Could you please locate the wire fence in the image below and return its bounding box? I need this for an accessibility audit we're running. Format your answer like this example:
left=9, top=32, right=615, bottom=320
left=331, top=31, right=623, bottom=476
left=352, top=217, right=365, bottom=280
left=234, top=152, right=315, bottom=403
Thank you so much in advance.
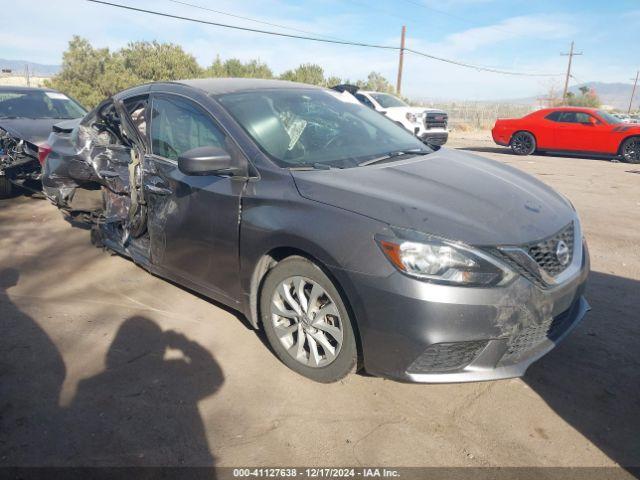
left=416, top=101, right=538, bottom=130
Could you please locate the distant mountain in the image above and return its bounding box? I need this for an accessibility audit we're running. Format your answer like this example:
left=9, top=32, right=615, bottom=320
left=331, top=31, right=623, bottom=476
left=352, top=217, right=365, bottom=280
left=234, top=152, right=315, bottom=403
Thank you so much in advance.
left=570, top=82, right=636, bottom=110
left=0, top=58, right=60, bottom=76
left=508, top=82, right=637, bottom=111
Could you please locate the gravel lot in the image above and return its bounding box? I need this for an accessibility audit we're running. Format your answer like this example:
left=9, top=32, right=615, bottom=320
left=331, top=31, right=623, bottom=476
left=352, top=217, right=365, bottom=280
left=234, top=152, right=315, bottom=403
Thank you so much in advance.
left=1, top=131, right=638, bottom=473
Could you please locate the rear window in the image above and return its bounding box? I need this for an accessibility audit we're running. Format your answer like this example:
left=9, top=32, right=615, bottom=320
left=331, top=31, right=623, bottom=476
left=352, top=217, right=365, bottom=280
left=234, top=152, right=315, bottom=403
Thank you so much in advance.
left=0, top=90, right=87, bottom=119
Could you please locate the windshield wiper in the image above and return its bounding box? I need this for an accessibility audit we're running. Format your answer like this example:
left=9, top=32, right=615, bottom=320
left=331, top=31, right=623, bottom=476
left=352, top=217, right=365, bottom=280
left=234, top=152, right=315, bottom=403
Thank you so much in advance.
left=289, top=162, right=343, bottom=171
left=358, top=149, right=430, bottom=166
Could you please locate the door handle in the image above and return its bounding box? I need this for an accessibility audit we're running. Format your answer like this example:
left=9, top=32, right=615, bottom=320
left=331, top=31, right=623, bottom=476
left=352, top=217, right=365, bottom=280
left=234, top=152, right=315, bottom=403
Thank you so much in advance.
left=146, top=184, right=173, bottom=196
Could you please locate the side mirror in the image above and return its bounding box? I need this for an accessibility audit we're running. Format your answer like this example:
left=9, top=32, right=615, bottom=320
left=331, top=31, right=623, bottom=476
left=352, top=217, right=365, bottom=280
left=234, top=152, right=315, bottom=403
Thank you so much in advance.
left=178, top=146, right=239, bottom=176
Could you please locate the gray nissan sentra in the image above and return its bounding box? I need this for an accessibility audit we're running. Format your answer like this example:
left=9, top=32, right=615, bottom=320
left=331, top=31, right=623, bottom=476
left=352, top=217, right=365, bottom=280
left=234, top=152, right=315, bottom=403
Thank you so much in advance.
left=42, top=78, right=590, bottom=383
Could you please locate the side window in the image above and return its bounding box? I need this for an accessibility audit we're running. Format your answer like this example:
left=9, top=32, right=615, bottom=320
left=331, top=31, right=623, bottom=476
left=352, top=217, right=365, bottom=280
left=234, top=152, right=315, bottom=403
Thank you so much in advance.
left=558, top=112, right=578, bottom=123
left=575, top=112, right=594, bottom=124
left=355, top=93, right=375, bottom=109
left=545, top=111, right=561, bottom=122
left=150, top=95, right=226, bottom=160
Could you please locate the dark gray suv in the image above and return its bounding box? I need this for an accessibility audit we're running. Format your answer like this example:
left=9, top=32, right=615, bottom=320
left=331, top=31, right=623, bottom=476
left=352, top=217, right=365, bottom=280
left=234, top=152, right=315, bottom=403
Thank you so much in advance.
left=42, top=78, right=590, bottom=383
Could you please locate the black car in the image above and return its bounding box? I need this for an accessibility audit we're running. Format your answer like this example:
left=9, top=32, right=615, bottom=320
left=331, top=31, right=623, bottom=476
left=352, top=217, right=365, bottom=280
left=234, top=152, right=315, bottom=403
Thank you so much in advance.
left=0, top=86, right=86, bottom=197
left=42, top=79, right=589, bottom=383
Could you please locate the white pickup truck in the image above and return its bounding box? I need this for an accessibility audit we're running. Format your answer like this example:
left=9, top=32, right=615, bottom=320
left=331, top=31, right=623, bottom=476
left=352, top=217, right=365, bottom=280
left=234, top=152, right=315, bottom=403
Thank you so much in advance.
left=349, top=89, right=449, bottom=146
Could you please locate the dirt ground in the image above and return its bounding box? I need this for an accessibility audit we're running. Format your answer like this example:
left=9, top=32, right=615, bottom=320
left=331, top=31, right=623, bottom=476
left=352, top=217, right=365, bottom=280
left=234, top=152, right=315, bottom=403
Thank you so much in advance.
left=1, top=131, right=639, bottom=473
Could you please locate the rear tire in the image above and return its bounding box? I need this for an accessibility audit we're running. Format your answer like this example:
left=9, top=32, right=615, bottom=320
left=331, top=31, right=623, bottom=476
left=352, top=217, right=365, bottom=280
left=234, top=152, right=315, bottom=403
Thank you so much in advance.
left=510, top=131, right=536, bottom=156
left=620, top=136, right=640, bottom=163
left=260, top=256, right=358, bottom=383
left=0, top=177, right=13, bottom=198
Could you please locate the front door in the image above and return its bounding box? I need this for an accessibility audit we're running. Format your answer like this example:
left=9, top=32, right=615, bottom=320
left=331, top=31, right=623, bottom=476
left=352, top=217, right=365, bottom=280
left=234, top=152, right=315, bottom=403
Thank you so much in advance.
left=553, top=111, right=596, bottom=152
left=144, top=93, right=246, bottom=302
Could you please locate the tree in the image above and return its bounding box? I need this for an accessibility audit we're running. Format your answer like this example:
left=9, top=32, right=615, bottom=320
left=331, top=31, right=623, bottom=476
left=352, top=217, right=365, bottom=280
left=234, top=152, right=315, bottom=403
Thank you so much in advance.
left=323, top=76, right=342, bottom=88
left=44, top=36, right=128, bottom=108
left=46, top=37, right=400, bottom=109
left=280, top=63, right=325, bottom=85
left=204, top=56, right=273, bottom=78
left=566, top=87, right=600, bottom=108
left=356, top=72, right=395, bottom=93
left=45, top=37, right=202, bottom=108
left=119, top=41, right=202, bottom=82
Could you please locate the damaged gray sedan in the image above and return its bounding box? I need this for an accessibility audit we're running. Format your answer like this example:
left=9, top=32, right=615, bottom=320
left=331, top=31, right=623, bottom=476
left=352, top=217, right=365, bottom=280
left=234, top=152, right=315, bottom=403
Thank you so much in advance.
left=42, top=79, right=590, bottom=383
left=0, top=86, right=86, bottom=197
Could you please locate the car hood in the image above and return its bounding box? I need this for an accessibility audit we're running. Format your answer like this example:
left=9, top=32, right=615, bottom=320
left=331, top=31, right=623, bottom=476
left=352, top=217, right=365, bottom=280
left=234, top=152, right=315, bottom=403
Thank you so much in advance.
left=0, top=118, right=67, bottom=145
left=291, top=149, right=575, bottom=246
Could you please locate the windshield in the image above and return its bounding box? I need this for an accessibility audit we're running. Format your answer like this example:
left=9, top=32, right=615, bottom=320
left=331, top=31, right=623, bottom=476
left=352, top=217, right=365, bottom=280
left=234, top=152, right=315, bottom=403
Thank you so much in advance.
left=217, top=89, right=430, bottom=168
left=0, top=90, right=87, bottom=119
left=369, top=93, right=408, bottom=108
left=597, top=110, right=623, bottom=124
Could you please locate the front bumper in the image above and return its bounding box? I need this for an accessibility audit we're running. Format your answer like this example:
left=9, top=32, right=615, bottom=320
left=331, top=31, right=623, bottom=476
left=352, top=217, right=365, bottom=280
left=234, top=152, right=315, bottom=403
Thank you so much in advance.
left=338, top=248, right=590, bottom=383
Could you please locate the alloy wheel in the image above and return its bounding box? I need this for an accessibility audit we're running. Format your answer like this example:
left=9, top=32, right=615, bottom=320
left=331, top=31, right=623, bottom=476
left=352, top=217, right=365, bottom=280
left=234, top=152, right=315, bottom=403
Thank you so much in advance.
left=622, top=138, right=640, bottom=163
left=271, top=276, right=344, bottom=368
left=511, top=132, right=534, bottom=155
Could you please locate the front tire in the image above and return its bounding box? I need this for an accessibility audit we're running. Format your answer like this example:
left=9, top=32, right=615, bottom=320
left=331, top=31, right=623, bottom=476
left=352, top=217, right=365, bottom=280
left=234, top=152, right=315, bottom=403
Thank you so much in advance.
left=0, top=177, right=13, bottom=198
left=510, top=131, right=536, bottom=156
left=620, top=136, right=640, bottom=163
left=260, top=256, right=358, bottom=383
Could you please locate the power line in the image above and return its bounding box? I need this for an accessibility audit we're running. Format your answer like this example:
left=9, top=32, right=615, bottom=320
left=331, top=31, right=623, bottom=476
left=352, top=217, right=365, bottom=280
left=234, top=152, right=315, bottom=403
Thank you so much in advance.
left=398, top=0, right=519, bottom=36
left=165, top=0, right=343, bottom=41
left=86, top=0, right=562, bottom=77
left=404, top=49, right=556, bottom=77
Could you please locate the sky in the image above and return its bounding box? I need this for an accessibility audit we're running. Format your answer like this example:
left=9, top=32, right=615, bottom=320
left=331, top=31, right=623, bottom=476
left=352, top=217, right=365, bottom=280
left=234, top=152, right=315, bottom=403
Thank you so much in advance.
left=1, top=0, right=638, bottom=100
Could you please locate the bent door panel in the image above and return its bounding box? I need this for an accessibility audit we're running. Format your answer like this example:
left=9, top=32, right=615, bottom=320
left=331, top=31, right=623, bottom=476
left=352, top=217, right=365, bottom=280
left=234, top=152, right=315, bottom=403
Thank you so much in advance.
left=145, top=93, right=244, bottom=302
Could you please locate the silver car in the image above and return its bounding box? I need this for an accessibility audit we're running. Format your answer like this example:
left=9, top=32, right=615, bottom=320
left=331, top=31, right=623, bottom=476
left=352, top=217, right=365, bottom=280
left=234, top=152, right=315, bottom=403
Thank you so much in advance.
left=41, top=79, right=590, bottom=383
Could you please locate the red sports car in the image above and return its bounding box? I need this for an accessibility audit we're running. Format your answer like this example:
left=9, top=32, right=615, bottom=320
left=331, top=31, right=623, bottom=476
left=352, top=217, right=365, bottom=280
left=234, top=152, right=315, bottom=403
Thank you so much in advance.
left=492, top=107, right=640, bottom=163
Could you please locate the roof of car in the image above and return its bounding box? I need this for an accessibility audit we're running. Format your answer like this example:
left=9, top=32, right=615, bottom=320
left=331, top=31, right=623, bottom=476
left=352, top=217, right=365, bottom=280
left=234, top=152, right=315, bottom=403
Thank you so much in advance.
left=0, top=85, right=57, bottom=93
left=540, top=106, right=600, bottom=113
left=175, top=78, right=323, bottom=95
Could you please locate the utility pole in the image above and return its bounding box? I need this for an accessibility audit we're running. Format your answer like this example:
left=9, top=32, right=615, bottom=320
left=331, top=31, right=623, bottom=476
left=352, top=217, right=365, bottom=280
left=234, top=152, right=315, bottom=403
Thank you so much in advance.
left=628, top=71, right=639, bottom=114
left=25, top=64, right=30, bottom=87
left=396, top=25, right=406, bottom=96
left=561, top=41, right=582, bottom=104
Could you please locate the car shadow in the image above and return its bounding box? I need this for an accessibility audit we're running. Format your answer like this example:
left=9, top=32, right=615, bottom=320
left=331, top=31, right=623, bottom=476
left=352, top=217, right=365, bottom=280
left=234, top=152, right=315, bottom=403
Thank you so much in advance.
left=457, top=145, right=621, bottom=163
left=523, top=271, right=640, bottom=476
left=0, top=267, right=224, bottom=470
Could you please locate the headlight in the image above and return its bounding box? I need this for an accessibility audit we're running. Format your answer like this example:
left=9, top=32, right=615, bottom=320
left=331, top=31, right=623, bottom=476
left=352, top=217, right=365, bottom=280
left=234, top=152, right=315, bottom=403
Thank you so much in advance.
left=405, top=112, right=418, bottom=123
left=378, top=235, right=514, bottom=287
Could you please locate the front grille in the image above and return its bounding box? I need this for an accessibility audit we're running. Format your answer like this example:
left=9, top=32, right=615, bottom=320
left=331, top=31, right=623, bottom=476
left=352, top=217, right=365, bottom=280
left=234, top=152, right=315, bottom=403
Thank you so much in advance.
left=491, top=222, right=576, bottom=288
left=407, top=340, right=487, bottom=373
left=528, top=223, right=575, bottom=276
left=502, top=305, right=574, bottom=361
left=503, top=320, right=552, bottom=360
left=424, top=111, right=448, bottom=130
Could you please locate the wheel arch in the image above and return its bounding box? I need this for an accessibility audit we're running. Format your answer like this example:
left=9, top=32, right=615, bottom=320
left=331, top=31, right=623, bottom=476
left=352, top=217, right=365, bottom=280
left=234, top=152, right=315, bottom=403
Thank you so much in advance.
left=617, top=134, right=640, bottom=155
left=248, top=246, right=364, bottom=364
left=510, top=129, right=537, bottom=144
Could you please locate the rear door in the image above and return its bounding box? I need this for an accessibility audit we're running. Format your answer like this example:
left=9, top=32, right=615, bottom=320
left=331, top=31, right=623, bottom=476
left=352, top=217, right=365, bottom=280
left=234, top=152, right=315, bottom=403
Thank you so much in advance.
left=144, top=92, right=247, bottom=302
